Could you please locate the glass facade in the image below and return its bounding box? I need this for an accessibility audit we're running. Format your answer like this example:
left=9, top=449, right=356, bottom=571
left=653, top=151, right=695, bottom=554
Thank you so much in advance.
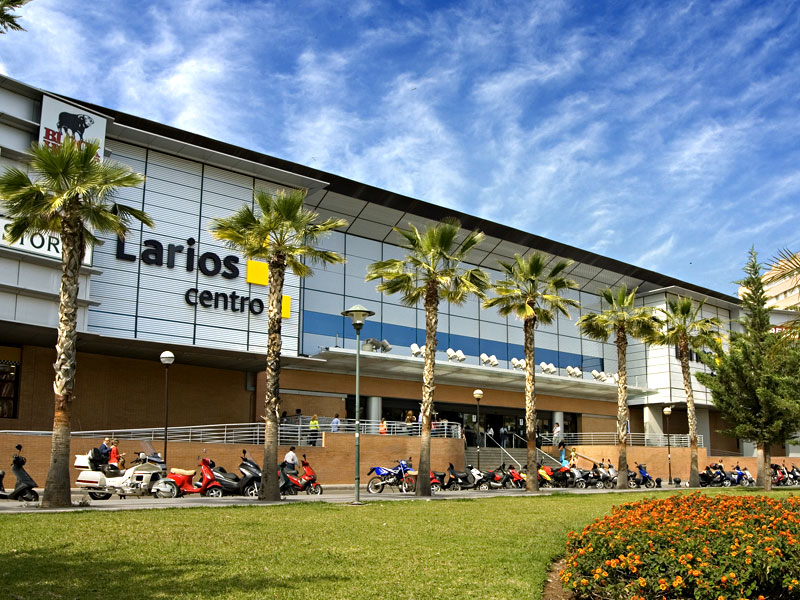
left=301, top=231, right=615, bottom=376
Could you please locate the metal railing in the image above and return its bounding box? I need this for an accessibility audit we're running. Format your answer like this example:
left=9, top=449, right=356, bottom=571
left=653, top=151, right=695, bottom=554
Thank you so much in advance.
left=542, top=432, right=705, bottom=448
left=67, top=419, right=462, bottom=447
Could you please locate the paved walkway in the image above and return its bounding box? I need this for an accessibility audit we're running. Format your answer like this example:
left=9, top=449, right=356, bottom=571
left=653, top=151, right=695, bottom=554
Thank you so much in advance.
left=0, top=484, right=689, bottom=514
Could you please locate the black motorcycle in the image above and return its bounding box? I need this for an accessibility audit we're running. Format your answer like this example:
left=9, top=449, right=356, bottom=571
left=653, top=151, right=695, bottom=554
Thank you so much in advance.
left=211, top=450, right=261, bottom=497
left=0, top=447, right=38, bottom=502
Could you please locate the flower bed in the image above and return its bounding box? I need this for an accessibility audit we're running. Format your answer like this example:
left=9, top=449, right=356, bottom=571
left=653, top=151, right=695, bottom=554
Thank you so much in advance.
left=561, top=493, right=800, bottom=599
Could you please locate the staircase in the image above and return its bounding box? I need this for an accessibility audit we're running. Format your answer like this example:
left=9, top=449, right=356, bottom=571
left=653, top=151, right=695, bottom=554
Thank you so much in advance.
left=463, top=446, right=562, bottom=470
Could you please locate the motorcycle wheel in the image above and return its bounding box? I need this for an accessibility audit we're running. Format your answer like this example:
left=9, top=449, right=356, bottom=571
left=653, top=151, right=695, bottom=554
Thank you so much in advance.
left=541, top=481, right=554, bottom=489
left=205, top=487, right=224, bottom=498
left=401, top=476, right=416, bottom=494
left=604, top=480, right=613, bottom=489
left=478, top=482, right=490, bottom=491
left=152, top=479, right=179, bottom=498
left=628, top=479, right=638, bottom=489
left=645, top=479, right=656, bottom=489
left=88, top=492, right=113, bottom=500
left=244, top=482, right=259, bottom=498
left=450, top=482, right=461, bottom=492
left=24, top=489, right=39, bottom=502
left=722, top=479, right=731, bottom=488
left=575, top=479, right=587, bottom=489
left=367, top=477, right=383, bottom=494
left=431, top=483, right=441, bottom=493
left=595, top=481, right=605, bottom=489
left=307, top=484, right=323, bottom=495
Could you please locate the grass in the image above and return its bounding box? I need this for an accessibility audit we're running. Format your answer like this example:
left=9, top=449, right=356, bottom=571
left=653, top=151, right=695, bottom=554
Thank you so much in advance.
left=0, top=490, right=795, bottom=599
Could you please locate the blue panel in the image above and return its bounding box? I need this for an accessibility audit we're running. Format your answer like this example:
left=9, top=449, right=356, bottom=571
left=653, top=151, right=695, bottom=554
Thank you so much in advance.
left=302, top=310, right=344, bottom=339
left=480, top=339, right=507, bottom=361
left=558, top=351, right=584, bottom=369
left=382, top=322, right=417, bottom=347
left=509, top=343, right=524, bottom=359
left=449, top=333, right=479, bottom=356
left=583, top=356, right=604, bottom=371
left=537, top=348, right=559, bottom=365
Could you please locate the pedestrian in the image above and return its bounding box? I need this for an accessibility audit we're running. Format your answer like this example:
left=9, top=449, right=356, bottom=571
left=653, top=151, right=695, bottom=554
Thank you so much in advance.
left=499, top=425, right=507, bottom=448
left=330, top=413, right=340, bottom=433
left=486, top=425, right=494, bottom=445
left=309, top=414, right=320, bottom=446
left=379, top=417, right=387, bottom=435
left=280, top=410, right=288, bottom=424
left=570, top=447, right=577, bottom=466
left=404, top=410, right=414, bottom=435
left=283, top=446, right=299, bottom=472
left=552, top=422, right=561, bottom=446
left=108, top=439, right=125, bottom=469
left=558, top=440, right=566, bottom=464
left=461, top=428, right=467, bottom=449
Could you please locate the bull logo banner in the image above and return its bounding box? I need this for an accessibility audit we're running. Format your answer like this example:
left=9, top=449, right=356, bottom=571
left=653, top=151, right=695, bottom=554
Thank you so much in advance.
left=39, top=95, right=107, bottom=159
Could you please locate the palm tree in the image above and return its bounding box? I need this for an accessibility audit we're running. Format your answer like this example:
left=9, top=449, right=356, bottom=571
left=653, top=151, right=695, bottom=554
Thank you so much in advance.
left=648, top=297, right=722, bottom=487
left=210, top=188, right=346, bottom=501
left=483, top=253, right=579, bottom=492
left=0, top=0, right=28, bottom=33
left=576, top=284, right=658, bottom=488
left=0, top=137, right=150, bottom=507
left=366, top=217, right=489, bottom=496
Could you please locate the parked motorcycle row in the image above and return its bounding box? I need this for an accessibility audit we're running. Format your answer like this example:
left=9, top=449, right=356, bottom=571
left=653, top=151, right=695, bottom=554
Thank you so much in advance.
left=72, top=445, right=322, bottom=500
left=698, top=462, right=756, bottom=487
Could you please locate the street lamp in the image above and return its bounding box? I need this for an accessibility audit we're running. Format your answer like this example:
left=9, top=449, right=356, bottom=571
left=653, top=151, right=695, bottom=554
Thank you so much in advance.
left=473, top=389, right=483, bottom=470
left=663, top=405, right=672, bottom=485
left=342, top=304, right=375, bottom=504
left=159, top=350, right=175, bottom=465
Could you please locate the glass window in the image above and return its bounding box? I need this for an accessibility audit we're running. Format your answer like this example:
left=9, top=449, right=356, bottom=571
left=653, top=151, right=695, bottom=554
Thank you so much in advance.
left=346, top=235, right=381, bottom=260
left=0, top=362, right=20, bottom=419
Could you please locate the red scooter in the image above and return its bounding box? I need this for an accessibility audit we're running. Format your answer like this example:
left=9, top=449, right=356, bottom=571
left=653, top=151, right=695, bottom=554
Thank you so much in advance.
left=164, top=457, right=223, bottom=497
left=281, top=455, right=323, bottom=495
left=508, top=464, right=525, bottom=489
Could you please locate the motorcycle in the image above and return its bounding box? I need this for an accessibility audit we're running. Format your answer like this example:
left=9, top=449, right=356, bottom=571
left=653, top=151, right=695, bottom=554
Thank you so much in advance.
left=74, top=448, right=168, bottom=499
left=628, top=463, right=657, bottom=489
left=467, top=465, right=493, bottom=491
left=507, top=464, right=526, bottom=489
left=0, top=447, right=38, bottom=502
left=431, top=469, right=448, bottom=492
left=445, top=463, right=474, bottom=491
left=731, top=464, right=755, bottom=486
left=280, top=454, right=323, bottom=495
left=367, top=458, right=415, bottom=493
left=484, top=464, right=511, bottom=489
left=212, top=449, right=261, bottom=497
left=151, top=456, right=223, bottom=498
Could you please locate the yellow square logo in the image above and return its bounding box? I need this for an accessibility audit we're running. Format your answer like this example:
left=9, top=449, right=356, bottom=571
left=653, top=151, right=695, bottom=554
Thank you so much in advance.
left=282, top=296, right=291, bottom=319
left=246, top=260, right=269, bottom=286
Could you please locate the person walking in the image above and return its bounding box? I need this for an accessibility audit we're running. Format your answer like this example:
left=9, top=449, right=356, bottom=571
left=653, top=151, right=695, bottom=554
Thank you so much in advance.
left=552, top=422, right=561, bottom=446
left=499, top=425, right=507, bottom=448
left=404, top=410, right=415, bottom=435
left=283, top=446, right=299, bottom=473
left=379, top=417, right=387, bottom=435
left=330, top=413, right=340, bottom=433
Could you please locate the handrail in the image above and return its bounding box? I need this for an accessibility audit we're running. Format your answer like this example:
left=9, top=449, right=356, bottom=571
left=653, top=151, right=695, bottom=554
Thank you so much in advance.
left=67, top=419, right=462, bottom=447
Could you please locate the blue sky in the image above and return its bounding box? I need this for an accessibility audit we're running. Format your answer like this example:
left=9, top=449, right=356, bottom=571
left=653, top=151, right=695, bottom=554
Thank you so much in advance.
left=2, top=0, right=798, bottom=296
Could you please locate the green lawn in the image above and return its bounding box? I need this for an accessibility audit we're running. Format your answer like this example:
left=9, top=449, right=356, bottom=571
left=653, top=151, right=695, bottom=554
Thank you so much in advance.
left=0, top=491, right=794, bottom=599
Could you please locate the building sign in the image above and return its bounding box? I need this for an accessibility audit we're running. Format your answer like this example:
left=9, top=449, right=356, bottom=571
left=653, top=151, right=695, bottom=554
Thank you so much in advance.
left=116, top=236, right=290, bottom=318
left=39, top=96, right=107, bottom=159
left=0, top=217, right=93, bottom=264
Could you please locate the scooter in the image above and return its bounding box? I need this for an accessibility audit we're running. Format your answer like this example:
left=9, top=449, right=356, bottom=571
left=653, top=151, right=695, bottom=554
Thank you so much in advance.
left=0, top=448, right=38, bottom=502
left=444, top=463, right=472, bottom=491
left=629, top=463, right=657, bottom=489
left=152, top=457, right=223, bottom=498
left=75, top=449, right=169, bottom=499
left=485, top=465, right=511, bottom=489
left=367, top=458, right=415, bottom=494
left=280, top=454, right=323, bottom=495
left=508, top=464, right=526, bottom=489
left=468, top=465, right=493, bottom=491
left=212, top=449, right=261, bottom=497
left=432, top=469, right=448, bottom=491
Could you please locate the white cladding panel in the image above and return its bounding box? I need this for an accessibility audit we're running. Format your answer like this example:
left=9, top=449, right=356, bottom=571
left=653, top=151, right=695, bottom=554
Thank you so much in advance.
left=83, top=143, right=299, bottom=356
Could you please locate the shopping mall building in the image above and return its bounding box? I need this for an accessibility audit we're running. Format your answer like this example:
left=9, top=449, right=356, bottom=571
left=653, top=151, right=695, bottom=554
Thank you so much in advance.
left=1, top=75, right=796, bottom=472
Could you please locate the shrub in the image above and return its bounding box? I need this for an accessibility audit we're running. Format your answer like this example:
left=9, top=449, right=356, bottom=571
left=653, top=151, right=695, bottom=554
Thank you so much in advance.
left=561, top=493, right=800, bottom=600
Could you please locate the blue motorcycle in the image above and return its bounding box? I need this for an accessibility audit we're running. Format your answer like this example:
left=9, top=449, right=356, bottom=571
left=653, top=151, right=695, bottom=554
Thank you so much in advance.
left=366, top=458, right=415, bottom=494
left=628, top=463, right=657, bottom=488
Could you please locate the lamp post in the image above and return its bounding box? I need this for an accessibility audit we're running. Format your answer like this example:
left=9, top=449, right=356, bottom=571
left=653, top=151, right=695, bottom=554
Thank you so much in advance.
left=159, top=350, right=175, bottom=465
left=473, top=389, right=483, bottom=470
left=342, top=304, right=375, bottom=504
left=663, top=405, right=672, bottom=485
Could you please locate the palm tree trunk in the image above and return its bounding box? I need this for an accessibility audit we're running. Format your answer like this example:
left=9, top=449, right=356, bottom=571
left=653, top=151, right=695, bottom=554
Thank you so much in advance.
left=680, top=338, right=700, bottom=487
left=42, top=216, right=83, bottom=508
left=615, top=327, right=629, bottom=489
left=756, top=443, right=771, bottom=491
left=524, top=316, right=539, bottom=492
left=416, top=284, right=438, bottom=497
left=260, top=258, right=285, bottom=501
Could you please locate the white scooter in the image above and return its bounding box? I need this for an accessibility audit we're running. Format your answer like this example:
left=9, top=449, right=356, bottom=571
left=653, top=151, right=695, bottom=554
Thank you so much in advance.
left=74, top=447, right=169, bottom=500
